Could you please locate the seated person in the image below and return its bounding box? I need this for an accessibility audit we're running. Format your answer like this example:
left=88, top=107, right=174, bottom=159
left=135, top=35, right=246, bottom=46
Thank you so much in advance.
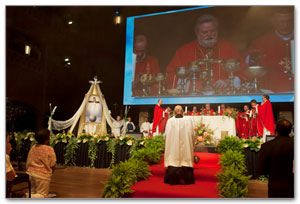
left=219, top=103, right=227, bottom=115
left=201, top=104, right=215, bottom=115
left=166, top=14, right=240, bottom=93
left=189, top=106, right=200, bottom=116
left=164, top=105, right=195, bottom=185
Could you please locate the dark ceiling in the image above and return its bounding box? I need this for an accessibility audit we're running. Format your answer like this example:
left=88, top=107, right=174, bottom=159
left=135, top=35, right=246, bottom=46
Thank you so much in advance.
left=6, top=6, right=194, bottom=130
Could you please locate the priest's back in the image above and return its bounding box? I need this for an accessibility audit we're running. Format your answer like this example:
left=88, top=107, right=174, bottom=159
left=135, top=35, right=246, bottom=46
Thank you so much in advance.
left=164, top=116, right=195, bottom=168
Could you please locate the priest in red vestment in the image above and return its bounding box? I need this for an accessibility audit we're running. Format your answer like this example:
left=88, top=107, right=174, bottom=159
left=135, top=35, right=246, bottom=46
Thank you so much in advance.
left=152, top=99, right=168, bottom=135
left=166, top=14, right=240, bottom=93
left=201, top=104, right=215, bottom=116
left=219, top=103, right=227, bottom=115
left=243, top=8, right=294, bottom=93
left=189, top=106, right=200, bottom=116
left=132, top=34, right=161, bottom=96
left=236, top=105, right=251, bottom=139
left=257, top=95, right=275, bottom=142
left=249, top=99, right=261, bottom=137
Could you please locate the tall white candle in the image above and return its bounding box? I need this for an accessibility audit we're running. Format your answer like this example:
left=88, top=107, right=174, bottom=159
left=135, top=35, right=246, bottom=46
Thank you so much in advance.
left=218, top=106, right=220, bottom=114
left=163, top=111, right=165, bottom=118
left=250, top=111, right=252, bottom=118
left=185, top=106, right=187, bottom=113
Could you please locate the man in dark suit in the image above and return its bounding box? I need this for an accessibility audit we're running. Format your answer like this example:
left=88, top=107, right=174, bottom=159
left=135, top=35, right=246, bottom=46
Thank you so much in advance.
left=257, top=119, right=294, bottom=198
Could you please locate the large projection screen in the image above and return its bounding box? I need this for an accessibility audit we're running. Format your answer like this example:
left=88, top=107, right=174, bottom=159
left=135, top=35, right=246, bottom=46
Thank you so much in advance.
left=123, top=6, right=294, bottom=105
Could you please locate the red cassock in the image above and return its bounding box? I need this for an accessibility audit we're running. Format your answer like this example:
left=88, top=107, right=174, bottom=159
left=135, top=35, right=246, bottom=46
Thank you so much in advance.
left=202, top=109, right=215, bottom=116
left=166, top=40, right=240, bottom=90
left=245, top=31, right=294, bottom=92
left=189, top=111, right=200, bottom=116
left=236, top=112, right=250, bottom=139
left=134, top=55, right=161, bottom=95
left=249, top=108, right=259, bottom=137
left=152, top=104, right=166, bottom=134
left=219, top=108, right=227, bottom=115
left=257, top=100, right=275, bottom=135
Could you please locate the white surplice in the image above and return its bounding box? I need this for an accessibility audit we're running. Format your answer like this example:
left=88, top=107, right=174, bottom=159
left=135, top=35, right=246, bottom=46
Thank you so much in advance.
left=164, top=116, right=195, bottom=168
left=140, top=121, right=151, bottom=137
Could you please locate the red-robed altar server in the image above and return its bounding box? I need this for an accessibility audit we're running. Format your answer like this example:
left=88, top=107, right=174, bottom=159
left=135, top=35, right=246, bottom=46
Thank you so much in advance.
left=189, top=106, right=200, bottom=116
left=257, top=95, right=275, bottom=142
left=249, top=99, right=260, bottom=137
left=133, top=34, right=161, bottom=96
left=237, top=105, right=251, bottom=139
left=166, top=14, right=240, bottom=92
left=243, top=8, right=294, bottom=93
left=201, top=104, right=215, bottom=116
left=152, top=99, right=168, bottom=135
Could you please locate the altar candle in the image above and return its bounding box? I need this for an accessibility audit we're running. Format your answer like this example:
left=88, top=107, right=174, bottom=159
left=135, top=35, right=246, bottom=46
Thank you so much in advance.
left=185, top=106, right=187, bottom=113
left=250, top=111, right=252, bottom=118
left=218, top=106, right=220, bottom=114
left=163, top=111, right=165, bottom=118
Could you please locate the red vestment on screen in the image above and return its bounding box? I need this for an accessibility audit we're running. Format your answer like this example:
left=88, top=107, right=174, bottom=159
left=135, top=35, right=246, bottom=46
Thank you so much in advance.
left=257, top=100, right=275, bottom=135
left=189, top=111, right=201, bottom=116
left=152, top=104, right=166, bottom=134
left=236, top=111, right=250, bottom=139
left=166, top=40, right=240, bottom=90
left=134, top=55, right=161, bottom=95
left=201, top=109, right=215, bottom=116
left=245, top=31, right=294, bottom=92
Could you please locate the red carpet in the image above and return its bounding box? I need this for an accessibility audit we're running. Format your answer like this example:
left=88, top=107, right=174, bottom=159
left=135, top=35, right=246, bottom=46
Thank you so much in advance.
left=130, top=152, right=221, bottom=198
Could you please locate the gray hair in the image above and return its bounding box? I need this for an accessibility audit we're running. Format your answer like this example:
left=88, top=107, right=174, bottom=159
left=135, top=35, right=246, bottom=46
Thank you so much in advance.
left=174, top=105, right=183, bottom=114
left=195, top=14, right=219, bottom=29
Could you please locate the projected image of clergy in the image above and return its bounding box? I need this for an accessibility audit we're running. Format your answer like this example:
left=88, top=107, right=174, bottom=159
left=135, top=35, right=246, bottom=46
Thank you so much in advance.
left=166, top=14, right=240, bottom=95
left=85, top=96, right=102, bottom=123
left=132, top=34, right=161, bottom=97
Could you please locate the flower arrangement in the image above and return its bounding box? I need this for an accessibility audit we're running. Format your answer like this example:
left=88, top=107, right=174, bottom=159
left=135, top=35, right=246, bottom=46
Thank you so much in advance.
left=117, top=135, right=135, bottom=146
left=194, top=122, right=215, bottom=146
left=222, top=107, right=239, bottom=119
left=241, top=137, right=263, bottom=152
left=54, top=132, right=73, bottom=144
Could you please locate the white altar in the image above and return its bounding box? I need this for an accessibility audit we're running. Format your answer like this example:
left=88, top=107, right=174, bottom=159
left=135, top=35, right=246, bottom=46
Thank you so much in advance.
left=187, top=116, right=236, bottom=140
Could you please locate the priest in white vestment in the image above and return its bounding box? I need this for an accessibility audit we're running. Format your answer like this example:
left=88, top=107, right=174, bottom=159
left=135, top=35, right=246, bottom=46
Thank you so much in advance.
left=112, top=116, right=125, bottom=137
left=140, top=117, right=151, bottom=137
left=164, top=105, right=196, bottom=185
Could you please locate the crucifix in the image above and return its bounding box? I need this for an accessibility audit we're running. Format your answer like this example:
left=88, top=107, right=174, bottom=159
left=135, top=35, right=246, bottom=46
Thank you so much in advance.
left=196, top=50, right=222, bottom=91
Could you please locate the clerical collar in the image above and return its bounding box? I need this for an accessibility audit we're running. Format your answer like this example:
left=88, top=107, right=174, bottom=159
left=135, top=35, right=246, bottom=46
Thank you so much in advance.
left=175, top=114, right=183, bottom=118
left=275, top=30, right=294, bottom=41
left=136, top=52, right=146, bottom=62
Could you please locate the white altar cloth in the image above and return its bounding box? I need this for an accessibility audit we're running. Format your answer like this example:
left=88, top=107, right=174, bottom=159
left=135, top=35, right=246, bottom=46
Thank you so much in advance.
left=187, top=116, right=236, bottom=140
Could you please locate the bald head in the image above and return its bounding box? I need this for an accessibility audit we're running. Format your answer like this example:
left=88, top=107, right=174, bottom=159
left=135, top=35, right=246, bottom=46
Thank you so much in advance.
left=174, top=105, right=183, bottom=115
left=275, top=119, right=293, bottom=137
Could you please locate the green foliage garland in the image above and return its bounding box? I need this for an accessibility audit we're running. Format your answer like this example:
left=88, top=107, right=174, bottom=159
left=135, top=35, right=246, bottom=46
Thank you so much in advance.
left=64, top=136, right=79, bottom=166
left=88, top=140, right=98, bottom=168
left=107, top=139, right=116, bottom=168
